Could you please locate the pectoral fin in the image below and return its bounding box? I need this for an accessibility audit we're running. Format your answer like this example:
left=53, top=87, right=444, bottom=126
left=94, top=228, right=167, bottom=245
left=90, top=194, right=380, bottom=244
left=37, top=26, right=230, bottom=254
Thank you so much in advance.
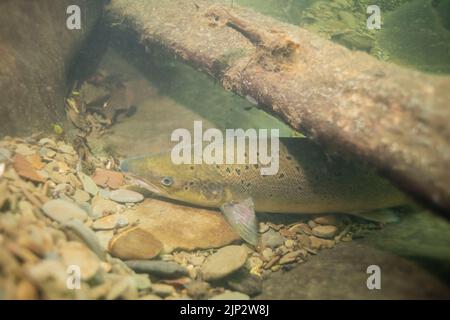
left=220, top=198, right=259, bottom=246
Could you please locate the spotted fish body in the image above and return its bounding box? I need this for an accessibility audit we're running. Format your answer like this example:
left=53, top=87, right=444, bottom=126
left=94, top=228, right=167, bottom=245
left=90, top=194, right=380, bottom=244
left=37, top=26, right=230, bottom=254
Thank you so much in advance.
left=120, top=138, right=406, bottom=215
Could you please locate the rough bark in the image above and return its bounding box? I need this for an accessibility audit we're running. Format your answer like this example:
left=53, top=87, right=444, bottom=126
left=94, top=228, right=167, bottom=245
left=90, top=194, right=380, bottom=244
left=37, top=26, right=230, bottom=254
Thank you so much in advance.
left=0, top=0, right=105, bottom=136
left=106, top=0, right=450, bottom=216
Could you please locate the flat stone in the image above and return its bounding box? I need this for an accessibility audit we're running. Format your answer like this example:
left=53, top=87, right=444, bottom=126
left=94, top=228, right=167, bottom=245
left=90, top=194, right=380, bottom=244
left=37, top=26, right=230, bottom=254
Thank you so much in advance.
left=201, top=245, right=248, bottom=281
left=109, top=189, right=143, bottom=203
left=262, top=248, right=274, bottom=260
left=42, top=199, right=88, bottom=223
left=152, top=283, right=175, bottom=298
left=108, top=227, right=162, bottom=260
left=73, top=189, right=91, bottom=203
left=312, top=225, right=338, bottom=239
left=309, top=236, right=336, bottom=250
left=63, top=219, right=106, bottom=260
left=314, top=215, right=339, bottom=226
left=92, top=214, right=129, bottom=230
left=15, top=144, right=35, bottom=156
left=279, top=251, right=301, bottom=265
left=125, top=260, right=188, bottom=279
left=125, top=199, right=240, bottom=253
left=185, top=281, right=210, bottom=299
left=226, top=269, right=262, bottom=297
left=59, top=241, right=101, bottom=280
left=297, top=234, right=312, bottom=248
left=91, top=195, right=118, bottom=218
left=210, top=291, right=250, bottom=300
left=261, top=229, right=285, bottom=248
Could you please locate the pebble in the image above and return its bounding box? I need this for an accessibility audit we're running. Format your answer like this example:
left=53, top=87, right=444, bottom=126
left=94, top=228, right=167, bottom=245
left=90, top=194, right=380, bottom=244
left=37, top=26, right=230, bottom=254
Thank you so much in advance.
left=59, top=241, right=101, bottom=280
left=0, top=148, right=11, bottom=161
left=246, top=256, right=264, bottom=270
left=78, top=172, right=99, bottom=196
left=210, top=291, right=250, bottom=300
left=109, top=189, right=144, bottom=203
left=152, top=284, right=175, bottom=298
left=308, top=220, right=317, bottom=228
left=226, top=269, right=262, bottom=297
left=261, top=229, right=285, bottom=248
left=92, top=214, right=129, bottom=230
left=314, top=215, right=339, bottom=226
left=312, top=225, right=338, bottom=239
left=42, top=199, right=88, bottom=223
left=132, top=274, right=152, bottom=290
left=63, top=219, right=105, bottom=260
left=289, top=223, right=312, bottom=235
left=258, top=222, right=269, bottom=233
left=279, top=251, right=301, bottom=265
left=284, top=239, right=296, bottom=248
left=73, top=189, right=91, bottom=203
left=262, top=248, right=274, bottom=260
left=185, top=281, right=210, bottom=299
left=297, top=234, right=311, bottom=248
left=201, top=245, right=248, bottom=281
left=91, top=195, right=118, bottom=218
left=108, top=227, right=163, bottom=260
left=15, top=144, right=35, bottom=156
left=125, top=260, right=188, bottom=279
left=309, top=236, right=335, bottom=250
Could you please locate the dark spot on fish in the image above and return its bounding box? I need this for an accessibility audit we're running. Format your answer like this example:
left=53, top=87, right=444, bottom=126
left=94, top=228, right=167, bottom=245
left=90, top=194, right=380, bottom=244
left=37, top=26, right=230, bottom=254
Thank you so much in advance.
left=269, top=194, right=273, bottom=197
left=184, top=186, right=189, bottom=191
left=286, top=155, right=292, bottom=160
left=235, top=168, right=241, bottom=175
left=279, top=173, right=285, bottom=179
left=226, top=167, right=231, bottom=173
left=246, top=183, right=251, bottom=188
left=254, top=164, right=259, bottom=169
left=298, top=186, right=302, bottom=190
left=245, top=165, right=249, bottom=170
left=216, top=165, right=220, bottom=169
left=189, top=181, right=194, bottom=186
left=244, top=152, right=247, bottom=157
left=190, top=166, right=194, bottom=170
left=241, top=179, right=245, bottom=184
left=257, top=152, right=260, bottom=156
left=295, top=166, right=300, bottom=172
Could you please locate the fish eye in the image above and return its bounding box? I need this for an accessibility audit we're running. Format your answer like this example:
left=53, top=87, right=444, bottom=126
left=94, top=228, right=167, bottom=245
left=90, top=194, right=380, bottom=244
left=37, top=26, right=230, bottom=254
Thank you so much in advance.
left=161, top=176, right=174, bottom=187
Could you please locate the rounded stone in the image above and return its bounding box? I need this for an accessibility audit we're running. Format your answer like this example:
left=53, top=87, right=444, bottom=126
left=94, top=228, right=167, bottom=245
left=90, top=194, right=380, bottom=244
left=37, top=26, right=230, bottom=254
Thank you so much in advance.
left=201, top=245, right=248, bottom=281
left=109, top=189, right=144, bottom=203
left=42, top=199, right=88, bottom=223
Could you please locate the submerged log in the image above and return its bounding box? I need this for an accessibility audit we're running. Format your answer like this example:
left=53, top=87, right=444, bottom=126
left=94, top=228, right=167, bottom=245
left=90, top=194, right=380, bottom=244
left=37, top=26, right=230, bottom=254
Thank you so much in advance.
left=106, top=0, right=450, bottom=216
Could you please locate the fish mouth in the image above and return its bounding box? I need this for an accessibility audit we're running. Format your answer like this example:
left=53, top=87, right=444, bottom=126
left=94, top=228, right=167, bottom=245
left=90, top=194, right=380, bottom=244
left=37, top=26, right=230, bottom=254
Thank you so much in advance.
left=122, top=171, right=162, bottom=195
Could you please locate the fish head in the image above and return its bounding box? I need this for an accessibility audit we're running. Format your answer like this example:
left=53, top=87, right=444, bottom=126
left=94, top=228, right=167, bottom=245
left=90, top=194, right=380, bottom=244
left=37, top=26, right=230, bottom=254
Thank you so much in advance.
left=120, top=153, right=226, bottom=208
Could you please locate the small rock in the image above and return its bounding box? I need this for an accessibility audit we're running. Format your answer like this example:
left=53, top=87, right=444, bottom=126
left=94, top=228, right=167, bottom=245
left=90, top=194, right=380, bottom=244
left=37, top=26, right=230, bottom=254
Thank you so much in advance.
left=308, top=220, right=317, bottom=228
left=201, top=245, right=248, bottom=281
left=279, top=251, right=301, bottom=265
left=0, top=148, right=11, bottom=161
left=284, top=239, right=296, bottom=248
left=297, top=234, right=311, bottom=248
left=78, top=172, right=99, bottom=196
left=59, top=241, right=101, bottom=280
left=91, top=195, right=118, bottom=218
left=73, top=189, right=91, bottom=203
left=108, top=227, right=162, bottom=260
left=132, top=274, right=152, bottom=290
left=185, top=281, right=210, bottom=299
left=38, top=138, right=57, bottom=147
left=312, top=225, right=338, bottom=239
left=261, top=229, right=285, bottom=248
left=63, top=219, right=106, bottom=260
left=246, top=256, right=264, bottom=270
left=15, top=144, right=35, bottom=156
left=309, top=236, right=335, bottom=250
left=262, top=248, right=274, bottom=260
left=226, top=269, right=262, bottom=297
left=58, top=144, right=76, bottom=154
left=289, top=223, right=312, bottom=235
left=314, top=215, right=339, bottom=226
left=42, top=199, right=88, bottom=223
left=125, top=260, right=188, bottom=279
left=210, top=291, right=250, bottom=300
left=92, top=214, right=129, bottom=230
left=109, top=189, right=144, bottom=203
left=188, top=255, right=206, bottom=266
left=258, top=222, right=269, bottom=233
left=152, top=284, right=175, bottom=298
